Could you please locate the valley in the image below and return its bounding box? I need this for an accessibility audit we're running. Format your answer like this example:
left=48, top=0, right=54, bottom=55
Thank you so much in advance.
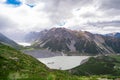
left=22, top=48, right=90, bottom=70
left=1, top=0, right=120, bottom=79
left=0, top=28, right=120, bottom=80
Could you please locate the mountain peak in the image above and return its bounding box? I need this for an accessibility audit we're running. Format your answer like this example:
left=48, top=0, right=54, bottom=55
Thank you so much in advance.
left=50, top=27, right=71, bottom=32
left=25, top=28, right=120, bottom=55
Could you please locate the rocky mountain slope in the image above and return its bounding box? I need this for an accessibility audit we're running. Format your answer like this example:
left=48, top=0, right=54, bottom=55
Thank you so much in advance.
left=32, top=28, right=120, bottom=55
left=0, top=33, right=20, bottom=49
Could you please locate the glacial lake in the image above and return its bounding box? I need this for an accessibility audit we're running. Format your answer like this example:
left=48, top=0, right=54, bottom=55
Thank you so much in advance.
left=20, top=42, right=90, bottom=70
left=37, top=56, right=89, bottom=70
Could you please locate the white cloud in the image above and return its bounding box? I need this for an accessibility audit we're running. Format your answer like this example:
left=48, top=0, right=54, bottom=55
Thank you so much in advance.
left=0, top=0, right=6, bottom=3
left=0, top=1, right=51, bottom=41
left=0, top=2, right=51, bottom=31
left=0, top=0, right=120, bottom=41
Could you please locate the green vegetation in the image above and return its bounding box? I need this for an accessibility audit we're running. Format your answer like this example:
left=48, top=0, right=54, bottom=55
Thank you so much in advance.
left=0, top=43, right=78, bottom=80
left=1, top=42, right=120, bottom=80
left=0, top=42, right=48, bottom=80
left=71, top=55, right=120, bottom=77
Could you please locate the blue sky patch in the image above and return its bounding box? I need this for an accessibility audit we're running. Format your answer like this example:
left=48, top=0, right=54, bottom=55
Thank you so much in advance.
left=26, top=4, right=35, bottom=8
left=58, top=22, right=66, bottom=26
left=5, top=0, right=22, bottom=6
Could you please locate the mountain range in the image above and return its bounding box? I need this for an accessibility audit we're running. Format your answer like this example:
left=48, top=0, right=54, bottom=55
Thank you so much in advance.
left=25, top=28, right=120, bottom=55
left=0, top=33, right=20, bottom=49
left=0, top=29, right=120, bottom=79
left=24, top=30, right=48, bottom=43
left=106, top=32, right=120, bottom=38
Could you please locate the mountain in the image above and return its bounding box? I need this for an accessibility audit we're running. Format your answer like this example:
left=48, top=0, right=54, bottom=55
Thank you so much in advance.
left=0, top=33, right=20, bottom=49
left=0, top=42, right=80, bottom=80
left=32, top=28, right=120, bottom=55
left=106, top=32, right=120, bottom=38
left=24, top=32, right=40, bottom=42
left=24, top=30, right=48, bottom=43
left=70, top=55, right=120, bottom=76
left=115, top=33, right=120, bottom=38
left=34, top=28, right=77, bottom=51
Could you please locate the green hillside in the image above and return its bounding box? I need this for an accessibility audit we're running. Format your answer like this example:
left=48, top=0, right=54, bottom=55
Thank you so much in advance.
left=0, top=43, right=79, bottom=80
left=1, top=42, right=120, bottom=80
left=0, top=42, right=48, bottom=80
left=71, top=55, right=120, bottom=76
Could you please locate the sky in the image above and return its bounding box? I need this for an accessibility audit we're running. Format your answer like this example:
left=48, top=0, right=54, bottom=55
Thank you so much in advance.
left=0, top=0, right=120, bottom=41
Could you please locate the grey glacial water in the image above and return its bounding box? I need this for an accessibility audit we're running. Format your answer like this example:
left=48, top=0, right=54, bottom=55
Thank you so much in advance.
left=23, top=50, right=89, bottom=70
left=38, top=56, right=89, bottom=70
left=21, top=42, right=90, bottom=70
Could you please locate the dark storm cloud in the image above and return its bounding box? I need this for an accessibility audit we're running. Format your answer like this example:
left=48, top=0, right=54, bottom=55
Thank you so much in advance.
left=88, top=20, right=120, bottom=27
left=99, top=0, right=120, bottom=10
left=98, top=0, right=120, bottom=16
left=40, top=0, right=120, bottom=32
left=40, top=0, right=94, bottom=24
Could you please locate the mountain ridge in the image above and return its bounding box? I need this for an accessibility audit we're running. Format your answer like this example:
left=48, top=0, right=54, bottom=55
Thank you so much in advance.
left=25, top=28, right=120, bottom=55
left=106, top=32, right=120, bottom=38
left=0, top=33, right=20, bottom=49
